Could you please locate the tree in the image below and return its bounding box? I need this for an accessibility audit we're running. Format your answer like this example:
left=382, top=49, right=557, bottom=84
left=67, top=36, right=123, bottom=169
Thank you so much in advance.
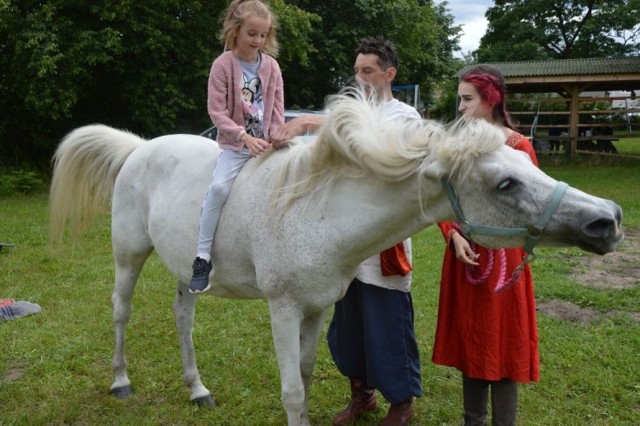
left=0, top=0, right=317, bottom=167
left=0, top=0, right=458, bottom=167
left=1, top=2, right=205, bottom=165
left=476, top=0, right=640, bottom=62
left=279, top=0, right=461, bottom=111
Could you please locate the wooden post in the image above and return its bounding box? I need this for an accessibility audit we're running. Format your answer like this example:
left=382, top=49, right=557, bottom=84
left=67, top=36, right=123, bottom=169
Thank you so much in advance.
left=567, top=86, right=581, bottom=158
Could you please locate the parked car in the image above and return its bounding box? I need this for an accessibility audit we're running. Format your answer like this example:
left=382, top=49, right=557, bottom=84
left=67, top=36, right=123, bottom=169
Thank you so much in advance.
left=283, top=108, right=325, bottom=123
left=199, top=109, right=324, bottom=141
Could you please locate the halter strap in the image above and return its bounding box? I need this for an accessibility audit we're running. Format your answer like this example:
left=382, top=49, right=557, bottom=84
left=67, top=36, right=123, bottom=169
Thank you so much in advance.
left=441, top=176, right=569, bottom=260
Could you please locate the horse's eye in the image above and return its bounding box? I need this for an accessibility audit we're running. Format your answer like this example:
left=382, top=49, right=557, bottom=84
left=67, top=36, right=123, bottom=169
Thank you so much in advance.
left=497, top=179, right=513, bottom=191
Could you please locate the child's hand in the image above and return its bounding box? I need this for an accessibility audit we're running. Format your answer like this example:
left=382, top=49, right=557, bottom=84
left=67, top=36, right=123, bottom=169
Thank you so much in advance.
left=243, top=134, right=271, bottom=156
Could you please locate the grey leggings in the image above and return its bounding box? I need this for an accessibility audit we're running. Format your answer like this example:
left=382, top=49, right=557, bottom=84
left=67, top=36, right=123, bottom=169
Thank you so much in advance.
left=196, top=148, right=252, bottom=257
left=463, top=375, right=518, bottom=426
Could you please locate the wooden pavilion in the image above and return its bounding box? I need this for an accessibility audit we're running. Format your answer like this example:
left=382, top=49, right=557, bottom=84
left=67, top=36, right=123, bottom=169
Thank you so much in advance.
left=456, top=57, right=640, bottom=157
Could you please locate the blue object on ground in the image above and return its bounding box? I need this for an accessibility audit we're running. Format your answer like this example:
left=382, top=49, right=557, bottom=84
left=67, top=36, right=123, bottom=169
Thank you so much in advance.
left=0, top=300, right=41, bottom=321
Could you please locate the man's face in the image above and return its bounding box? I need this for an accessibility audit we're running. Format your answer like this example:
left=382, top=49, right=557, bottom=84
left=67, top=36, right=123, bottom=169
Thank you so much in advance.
left=354, top=53, right=395, bottom=99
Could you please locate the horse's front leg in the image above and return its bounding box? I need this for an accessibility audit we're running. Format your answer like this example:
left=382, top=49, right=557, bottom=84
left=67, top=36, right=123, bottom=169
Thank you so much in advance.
left=299, top=308, right=330, bottom=425
left=268, top=297, right=308, bottom=426
left=173, top=282, right=214, bottom=406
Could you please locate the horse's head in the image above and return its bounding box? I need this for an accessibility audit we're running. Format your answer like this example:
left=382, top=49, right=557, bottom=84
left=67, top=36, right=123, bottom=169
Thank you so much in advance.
left=436, top=120, right=624, bottom=255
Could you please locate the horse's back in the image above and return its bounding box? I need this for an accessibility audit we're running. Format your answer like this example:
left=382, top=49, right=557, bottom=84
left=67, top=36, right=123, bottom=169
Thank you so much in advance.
left=112, top=135, right=220, bottom=282
left=111, top=133, right=346, bottom=301
left=112, top=134, right=286, bottom=293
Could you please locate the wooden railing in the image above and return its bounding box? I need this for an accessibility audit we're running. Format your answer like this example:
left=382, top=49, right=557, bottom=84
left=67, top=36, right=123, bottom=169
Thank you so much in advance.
left=507, top=94, right=639, bottom=154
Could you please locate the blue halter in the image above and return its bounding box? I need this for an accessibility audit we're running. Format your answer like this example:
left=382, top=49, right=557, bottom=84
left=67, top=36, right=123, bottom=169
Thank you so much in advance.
left=440, top=176, right=569, bottom=264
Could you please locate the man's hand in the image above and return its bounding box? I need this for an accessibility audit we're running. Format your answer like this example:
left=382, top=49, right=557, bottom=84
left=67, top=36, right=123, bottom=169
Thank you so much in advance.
left=271, top=115, right=326, bottom=147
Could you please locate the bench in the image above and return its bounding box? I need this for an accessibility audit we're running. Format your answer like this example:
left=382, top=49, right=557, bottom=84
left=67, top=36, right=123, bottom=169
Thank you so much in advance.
left=533, top=135, right=620, bottom=153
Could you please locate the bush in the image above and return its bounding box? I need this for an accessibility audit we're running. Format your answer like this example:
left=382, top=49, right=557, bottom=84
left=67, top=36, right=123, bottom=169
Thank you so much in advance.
left=0, top=169, right=45, bottom=196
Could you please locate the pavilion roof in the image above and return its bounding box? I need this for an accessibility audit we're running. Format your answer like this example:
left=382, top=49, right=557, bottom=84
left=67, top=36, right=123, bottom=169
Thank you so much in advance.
left=456, top=57, right=640, bottom=93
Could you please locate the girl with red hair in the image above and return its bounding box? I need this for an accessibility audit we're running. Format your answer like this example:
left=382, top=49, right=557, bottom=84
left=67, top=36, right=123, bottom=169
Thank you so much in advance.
left=432, top=64, right=540, bottom=425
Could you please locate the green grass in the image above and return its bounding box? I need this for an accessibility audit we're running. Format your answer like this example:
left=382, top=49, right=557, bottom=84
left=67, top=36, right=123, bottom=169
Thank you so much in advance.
left=540, top=158, right=640, bottom=229
left=614, top=137, right=640, bottom=156
left=1, top=158, right=639, bottom=425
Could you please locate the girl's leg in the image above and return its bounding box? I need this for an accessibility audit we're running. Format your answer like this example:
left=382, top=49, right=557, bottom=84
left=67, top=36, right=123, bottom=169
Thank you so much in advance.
left=190, top=148, right=251, bottom=293
left=490, top=379, right=518, bottom=426
left=463, top=375, right=489, bottom=426
left=196, top=148, right=251, bottom=258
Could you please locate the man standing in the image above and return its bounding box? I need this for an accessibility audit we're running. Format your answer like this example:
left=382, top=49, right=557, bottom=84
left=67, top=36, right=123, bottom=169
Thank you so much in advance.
left=273, top=36, right=422, bottom=426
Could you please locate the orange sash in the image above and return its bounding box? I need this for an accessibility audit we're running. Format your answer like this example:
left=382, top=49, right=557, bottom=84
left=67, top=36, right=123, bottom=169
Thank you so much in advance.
left=380, top=242, right=412, bottom=277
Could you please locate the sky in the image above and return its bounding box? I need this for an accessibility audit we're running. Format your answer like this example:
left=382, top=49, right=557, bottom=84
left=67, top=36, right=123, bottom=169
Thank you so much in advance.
left=439, top=0, right=494, bottom=58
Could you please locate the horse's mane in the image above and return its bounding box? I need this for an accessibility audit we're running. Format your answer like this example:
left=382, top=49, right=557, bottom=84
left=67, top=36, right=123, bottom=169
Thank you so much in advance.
left=430, top=117, right=507, bottom=181
left=270, top=87, right=506, bottom=210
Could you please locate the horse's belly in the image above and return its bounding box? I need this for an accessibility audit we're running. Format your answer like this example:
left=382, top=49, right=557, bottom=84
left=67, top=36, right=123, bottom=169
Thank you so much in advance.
left=208, top=280, right=265, bottom=299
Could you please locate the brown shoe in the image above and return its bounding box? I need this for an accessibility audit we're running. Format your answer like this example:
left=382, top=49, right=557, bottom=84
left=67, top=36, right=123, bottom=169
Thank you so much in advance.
left=379, top=398, right=414, bottom=426
left=332, top=376, right=377, bottom=426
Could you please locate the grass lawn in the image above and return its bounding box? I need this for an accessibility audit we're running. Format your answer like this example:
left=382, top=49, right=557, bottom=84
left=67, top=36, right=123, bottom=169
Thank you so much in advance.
left=1, top=156, right=639, bottom=425
left=614, top=137, right=640, bottom=156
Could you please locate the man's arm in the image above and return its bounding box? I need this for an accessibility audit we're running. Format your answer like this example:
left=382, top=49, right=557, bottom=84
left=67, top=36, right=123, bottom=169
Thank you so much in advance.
left=271, top=114, right=326, bottom=147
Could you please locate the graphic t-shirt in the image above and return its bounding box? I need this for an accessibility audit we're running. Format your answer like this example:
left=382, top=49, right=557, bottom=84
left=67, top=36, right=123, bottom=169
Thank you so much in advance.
left=239, top=54, right=265, bottom=139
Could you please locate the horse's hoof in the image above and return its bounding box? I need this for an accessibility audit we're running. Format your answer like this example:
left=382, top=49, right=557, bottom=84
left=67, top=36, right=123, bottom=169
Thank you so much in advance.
left=191, top=394, right=216, bottom=407
left=110, top=385, right=133, bottom=399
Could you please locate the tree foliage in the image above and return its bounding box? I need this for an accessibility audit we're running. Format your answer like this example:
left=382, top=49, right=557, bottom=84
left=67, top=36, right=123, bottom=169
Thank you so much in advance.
left=0, top=0, right=459, bottom=167
left=281, top=0, right=461, bottom=110
left=1, top=1, right=221, bottom=167
left=476, top=0, right=640, bottom=62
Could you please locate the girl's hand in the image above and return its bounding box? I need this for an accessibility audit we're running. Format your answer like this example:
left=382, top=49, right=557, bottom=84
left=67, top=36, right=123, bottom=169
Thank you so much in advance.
left=451, top=232, right=480, bottom=266
left=243, top=134, right=271, bottom=156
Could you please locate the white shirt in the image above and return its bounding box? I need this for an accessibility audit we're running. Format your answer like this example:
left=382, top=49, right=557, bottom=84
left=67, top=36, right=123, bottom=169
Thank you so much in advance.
left=355, top=98, right=421, bottom=292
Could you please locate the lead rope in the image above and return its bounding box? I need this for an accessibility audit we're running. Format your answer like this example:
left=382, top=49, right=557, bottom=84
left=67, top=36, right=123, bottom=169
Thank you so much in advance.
left=454, top=223, right=522, bottom=293
left=465, top=243, right=523, bottom=293
left=443, top=180, right=569, bottom=294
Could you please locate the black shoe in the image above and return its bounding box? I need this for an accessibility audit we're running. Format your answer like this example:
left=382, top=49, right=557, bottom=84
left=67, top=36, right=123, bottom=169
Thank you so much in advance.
left=189, top=257, right=212, bottom=294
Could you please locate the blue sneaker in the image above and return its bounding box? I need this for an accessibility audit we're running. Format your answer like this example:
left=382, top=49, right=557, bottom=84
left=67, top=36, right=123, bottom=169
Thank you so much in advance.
left=189, top=257, right=212, bottom=294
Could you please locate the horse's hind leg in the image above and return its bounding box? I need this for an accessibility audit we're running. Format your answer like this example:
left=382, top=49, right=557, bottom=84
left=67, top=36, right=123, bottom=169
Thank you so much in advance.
left=173, top=281, right=214, bottom=406
left=110, top=251, right=151, bottom=398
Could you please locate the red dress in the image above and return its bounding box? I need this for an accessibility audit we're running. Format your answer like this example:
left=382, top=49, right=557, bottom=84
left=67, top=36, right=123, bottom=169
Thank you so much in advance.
left=432, top=132, right=540, bottom=383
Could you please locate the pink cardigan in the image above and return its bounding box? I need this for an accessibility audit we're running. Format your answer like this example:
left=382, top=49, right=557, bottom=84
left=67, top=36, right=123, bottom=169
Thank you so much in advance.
left=207, top=50, right=285, bottom=151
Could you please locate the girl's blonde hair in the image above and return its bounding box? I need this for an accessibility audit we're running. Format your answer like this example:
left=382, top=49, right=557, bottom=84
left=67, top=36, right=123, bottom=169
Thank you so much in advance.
left=221, top=0, right=279, bottom=57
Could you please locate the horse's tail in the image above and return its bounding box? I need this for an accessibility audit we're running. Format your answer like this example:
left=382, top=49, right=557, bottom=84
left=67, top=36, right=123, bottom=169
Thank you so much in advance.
left=49, top=124, right=146, bottom=245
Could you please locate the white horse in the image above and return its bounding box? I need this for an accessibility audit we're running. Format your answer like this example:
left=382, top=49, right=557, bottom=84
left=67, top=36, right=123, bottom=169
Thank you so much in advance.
left=49, top=90, right=623, bottom=425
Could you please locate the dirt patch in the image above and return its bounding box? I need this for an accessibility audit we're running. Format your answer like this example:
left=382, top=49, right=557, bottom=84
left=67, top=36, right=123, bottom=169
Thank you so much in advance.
left=2, top=361, right=26, bottom=383
left=569, top=228, right=640, bottom=290
left=537, top=299, right=640, bottom=323
left=537, top=228, right=640, bottom=322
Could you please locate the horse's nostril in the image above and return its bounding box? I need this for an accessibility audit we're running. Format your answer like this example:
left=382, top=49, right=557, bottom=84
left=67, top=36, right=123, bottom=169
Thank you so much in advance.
left=583, top=218, right=615, bottom=238
left=607, top=201, right=623, bottom=226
